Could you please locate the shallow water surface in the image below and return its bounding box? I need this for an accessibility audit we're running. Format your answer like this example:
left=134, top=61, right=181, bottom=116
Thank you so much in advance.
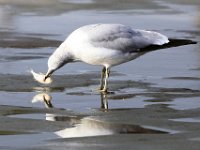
left=0, top=0, right=200, bottom=150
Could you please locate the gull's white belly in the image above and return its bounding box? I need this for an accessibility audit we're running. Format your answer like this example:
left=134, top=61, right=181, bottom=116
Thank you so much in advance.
left=75, top=47, right=141, bottom=67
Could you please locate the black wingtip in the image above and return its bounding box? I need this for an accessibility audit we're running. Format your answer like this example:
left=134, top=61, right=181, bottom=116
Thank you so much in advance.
left=168, top=38, right=197, bottom=46
left=140, top=38, right=197, bottom=52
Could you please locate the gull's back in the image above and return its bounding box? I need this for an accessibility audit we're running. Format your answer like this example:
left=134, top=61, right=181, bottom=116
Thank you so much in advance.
left=67, top=24, right=169, bottom=52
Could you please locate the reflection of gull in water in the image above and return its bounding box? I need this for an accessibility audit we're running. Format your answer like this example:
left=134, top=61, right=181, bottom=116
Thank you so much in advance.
left=32, top=93, right=56, bottom=121
left=31, top=23, right=169, bottom=92
left=32, top=93, right=53, bottom=108
left=32, top=92, right=109, bottom=109
left=31, top=93, right=168, bottom=138
left=100, top=93, right=108, bottom=109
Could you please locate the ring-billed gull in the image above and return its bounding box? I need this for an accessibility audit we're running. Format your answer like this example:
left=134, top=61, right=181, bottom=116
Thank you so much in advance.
left=31, top=23, right=194, bottom=92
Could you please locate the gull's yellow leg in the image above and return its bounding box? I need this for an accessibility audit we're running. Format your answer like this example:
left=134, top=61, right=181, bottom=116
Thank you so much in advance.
left=102, top=67, right=110, bottom=93
left=99, top=67, right=106, bottom=90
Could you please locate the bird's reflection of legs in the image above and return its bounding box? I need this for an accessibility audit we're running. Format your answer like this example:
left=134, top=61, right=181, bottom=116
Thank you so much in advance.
left=100, top=92, right=108, bottom=109
left=33, top=92, right=109, bottom=110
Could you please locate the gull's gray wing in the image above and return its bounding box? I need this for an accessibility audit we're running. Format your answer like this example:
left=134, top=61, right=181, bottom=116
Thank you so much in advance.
left=87, top=24, right=169, bottom=52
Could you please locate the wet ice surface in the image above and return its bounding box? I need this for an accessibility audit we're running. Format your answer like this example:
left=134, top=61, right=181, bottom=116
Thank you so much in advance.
left=0, top=0, right=200, bottom=150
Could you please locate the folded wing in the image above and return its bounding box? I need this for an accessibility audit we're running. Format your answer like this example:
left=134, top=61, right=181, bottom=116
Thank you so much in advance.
left=89, top=24, right=169, bottom=52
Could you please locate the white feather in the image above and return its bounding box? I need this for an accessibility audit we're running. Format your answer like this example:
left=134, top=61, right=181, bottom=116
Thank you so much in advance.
left=30, top=69, right=53, bottom=84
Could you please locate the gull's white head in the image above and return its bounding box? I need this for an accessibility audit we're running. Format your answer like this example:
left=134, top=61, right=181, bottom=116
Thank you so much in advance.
left=30, top=54, right=64, bottom=84
left=44, top=48, right=73, bottom=81
left=44, top=55, right=58, bottom=81
left=44, top=54, right=66, bottom=81
left=31, top=43, right=73, bottom=84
